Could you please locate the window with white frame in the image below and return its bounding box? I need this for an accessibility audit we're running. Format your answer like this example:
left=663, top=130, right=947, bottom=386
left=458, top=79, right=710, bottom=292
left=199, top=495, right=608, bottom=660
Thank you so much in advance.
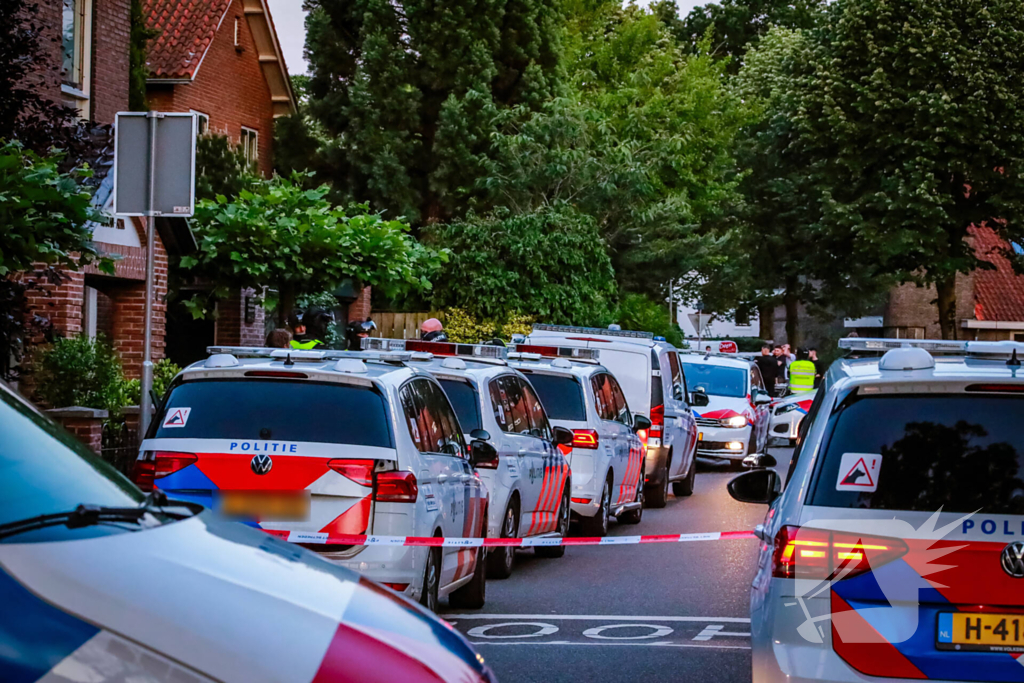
left=192, top=111, right=210, bottom=136
left=241, top=127, right=259, bottom=164
left=61, top=0, right=93, bottom=112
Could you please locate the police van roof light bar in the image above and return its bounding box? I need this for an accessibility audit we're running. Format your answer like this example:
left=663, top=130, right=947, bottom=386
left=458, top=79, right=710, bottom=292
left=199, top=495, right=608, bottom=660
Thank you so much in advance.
left=531, top=324, right=654, bottom=340
left=361, top=337, right=507, bottom=362
left=206, top=346, right=412, bottom=363
left=510, top=344, right=601, bottom=361
left=838, top=338, right=1024, bottom=357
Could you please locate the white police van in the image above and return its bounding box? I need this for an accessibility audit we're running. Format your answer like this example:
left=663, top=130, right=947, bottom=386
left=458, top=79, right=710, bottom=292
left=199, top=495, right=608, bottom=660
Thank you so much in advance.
left=729, top=338, right=1024, bottom=683
left=507, top=346, right=650, bottom=536
left=136, top=347, right=489, bottom=612
left=363, top=337, right=574, bottom=579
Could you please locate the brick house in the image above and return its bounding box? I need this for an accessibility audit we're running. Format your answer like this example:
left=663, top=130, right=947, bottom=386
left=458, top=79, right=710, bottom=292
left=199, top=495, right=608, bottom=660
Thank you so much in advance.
left=844, top=224, right=1024, bottom=341
left=20, top=0, right=180, bottom=381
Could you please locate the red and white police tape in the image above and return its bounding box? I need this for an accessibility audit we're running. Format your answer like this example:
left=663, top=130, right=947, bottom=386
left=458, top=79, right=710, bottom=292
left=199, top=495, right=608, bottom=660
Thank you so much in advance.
left=263, top=530, right=756, bottom=547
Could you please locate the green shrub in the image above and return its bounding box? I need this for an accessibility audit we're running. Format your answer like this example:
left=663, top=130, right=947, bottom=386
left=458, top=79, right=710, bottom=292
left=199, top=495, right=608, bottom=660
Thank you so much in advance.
left=118, top=358, right=182, bottom=405
left=32, top=336, right=124, bottom=411
left=439, top=308, right=535, bottom=343
left=613, top=293, right=683, bottom=347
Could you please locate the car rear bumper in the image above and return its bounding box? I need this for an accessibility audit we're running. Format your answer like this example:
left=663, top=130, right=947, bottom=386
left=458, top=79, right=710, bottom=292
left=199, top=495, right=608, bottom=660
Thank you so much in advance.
left=644, top=445, right=669, bottom=483
left=316, top=544, right=427, bottom=601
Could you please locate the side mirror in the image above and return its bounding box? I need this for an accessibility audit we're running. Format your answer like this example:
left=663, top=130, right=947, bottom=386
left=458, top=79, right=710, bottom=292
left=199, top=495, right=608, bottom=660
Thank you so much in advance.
left=727, top=469, right=780, bottom=505
left=742, top=453, right=777, bottom=469
left=753, top=392, right=772, bottom=406
left=551, top=425, right=574, bottom=447
left=690, top=391, right=710, bottom=407
left=632, top=414, right=652, bottom=434
left=470, top=439, right=499, bottom=468
left=673, top=384, right=684, bottom=401
left=469, top=428, right=491, bottom=442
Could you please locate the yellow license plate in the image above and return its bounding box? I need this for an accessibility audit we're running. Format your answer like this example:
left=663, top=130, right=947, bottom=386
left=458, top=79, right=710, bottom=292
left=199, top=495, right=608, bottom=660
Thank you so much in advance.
left=219, top=491, right=310, bottom=521
left=937, top=612, right=1024, bottom=653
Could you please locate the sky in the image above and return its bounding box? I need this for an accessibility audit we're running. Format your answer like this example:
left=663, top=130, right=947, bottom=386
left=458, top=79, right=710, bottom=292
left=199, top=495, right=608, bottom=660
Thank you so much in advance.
left=266, top=0, right=707, bottom=76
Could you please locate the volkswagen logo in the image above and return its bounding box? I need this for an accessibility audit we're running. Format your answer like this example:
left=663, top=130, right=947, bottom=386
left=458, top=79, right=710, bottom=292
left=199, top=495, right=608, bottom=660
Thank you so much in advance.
left=250, top=454, right=273, bottom=475
left=1001, top=541, right=1024, bottom=579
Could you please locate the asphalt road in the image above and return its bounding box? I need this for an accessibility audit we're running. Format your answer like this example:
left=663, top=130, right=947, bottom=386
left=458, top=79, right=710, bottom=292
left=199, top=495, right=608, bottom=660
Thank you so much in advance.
left=441, top=446, right=794, bottom=683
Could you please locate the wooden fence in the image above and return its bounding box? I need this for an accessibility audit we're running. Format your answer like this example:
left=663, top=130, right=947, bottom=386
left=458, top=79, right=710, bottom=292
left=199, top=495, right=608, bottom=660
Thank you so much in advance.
left=370, top=312, right=440, bottom=340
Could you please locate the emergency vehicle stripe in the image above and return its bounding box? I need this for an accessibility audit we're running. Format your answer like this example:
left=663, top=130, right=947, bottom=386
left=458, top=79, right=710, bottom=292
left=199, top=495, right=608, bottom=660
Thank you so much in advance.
left=266, top=529, right=756, bottom=546
left=531, top=462, right=552, bottom=537
left=544, top=461, right=563, bottom=531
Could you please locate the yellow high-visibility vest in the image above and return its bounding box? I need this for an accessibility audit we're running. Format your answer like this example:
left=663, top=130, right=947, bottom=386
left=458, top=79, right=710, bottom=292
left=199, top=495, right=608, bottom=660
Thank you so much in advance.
left=789, top=359, right=816, bottom=393
left=290, top=339, right=322, bottom=350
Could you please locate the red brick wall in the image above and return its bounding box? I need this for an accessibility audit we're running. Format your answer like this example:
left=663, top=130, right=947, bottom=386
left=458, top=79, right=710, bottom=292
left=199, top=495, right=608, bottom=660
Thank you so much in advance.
left=22, top=270, right=85, bottom=342
left=90, top=0, right=131, bottom=122
left=146, top=0, right=275, bottom=176
left=19, top=0, right=64, bottom=105
left=109, top=218, right=167, bottom=378
left=216, top=288, right=266, bottom=347
left=348, top=287, right=372, bottom=324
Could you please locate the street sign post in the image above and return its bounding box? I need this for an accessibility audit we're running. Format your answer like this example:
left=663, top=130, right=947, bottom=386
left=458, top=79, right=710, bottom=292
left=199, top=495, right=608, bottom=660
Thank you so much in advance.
left=113, top=112, right=196, bottom=435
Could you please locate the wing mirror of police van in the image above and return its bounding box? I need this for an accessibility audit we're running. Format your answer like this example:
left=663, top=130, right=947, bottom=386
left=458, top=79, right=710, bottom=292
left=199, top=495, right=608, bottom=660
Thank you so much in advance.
left=469, top=439, right=499, bottom=468
left=632, top=414, right=652, bottom=434
left=469, top=428, right=491, bottom=442
left=743, top=453, right=777, bottom=469
left=727, top=468, right=780, bottom=505
left=551, top=426, right=574, bottom=447
left=690, top=389, right=710, bottom=407
left=673, top=384, right=684, bottom=401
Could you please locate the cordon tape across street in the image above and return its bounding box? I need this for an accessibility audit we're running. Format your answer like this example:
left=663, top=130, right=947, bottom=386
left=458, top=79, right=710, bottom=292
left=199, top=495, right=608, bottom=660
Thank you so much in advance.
left=262, top=530, right=756, bottom=547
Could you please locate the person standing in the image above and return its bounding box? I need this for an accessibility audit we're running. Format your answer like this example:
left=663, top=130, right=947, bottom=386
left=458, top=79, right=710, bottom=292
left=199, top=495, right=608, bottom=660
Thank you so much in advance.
left=808, top=348, right=825, bottom=388
left=420, top=318, right=448, bottom=342
left=755, top=345, right=779, bottom=397
left=789, top=349, right=817, bottom=394
left=288, top=311, right=322, bottom=350
left=772, top=345, right=787, bottom=395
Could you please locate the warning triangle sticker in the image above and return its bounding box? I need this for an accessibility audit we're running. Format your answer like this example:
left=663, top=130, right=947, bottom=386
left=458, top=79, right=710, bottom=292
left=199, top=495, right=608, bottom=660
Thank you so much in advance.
left=835, top=452, right=881, bottom=492
left=162, top=407, right=191, bottom=428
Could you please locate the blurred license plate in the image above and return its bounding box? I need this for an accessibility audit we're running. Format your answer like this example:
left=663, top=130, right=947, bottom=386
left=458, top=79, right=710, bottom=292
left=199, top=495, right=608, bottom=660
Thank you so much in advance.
left=219, top=491, right=309, bottom=521
left=937, top=613, right=1024, bottom=653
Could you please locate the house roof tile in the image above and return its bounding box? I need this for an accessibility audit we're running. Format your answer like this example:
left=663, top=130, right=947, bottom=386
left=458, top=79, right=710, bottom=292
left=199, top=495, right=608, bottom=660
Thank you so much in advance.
left=144, top=0, right=232, bottom=79
left=969, top=224, right=1024, bottom=323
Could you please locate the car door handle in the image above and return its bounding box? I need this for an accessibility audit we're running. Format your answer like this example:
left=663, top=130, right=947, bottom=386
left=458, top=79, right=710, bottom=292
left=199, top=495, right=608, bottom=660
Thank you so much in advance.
left=518, top=449, right=529, bottom=457
left=456, top=473, right=472, bottom=482
left=436, top=474, right=450, bottom=484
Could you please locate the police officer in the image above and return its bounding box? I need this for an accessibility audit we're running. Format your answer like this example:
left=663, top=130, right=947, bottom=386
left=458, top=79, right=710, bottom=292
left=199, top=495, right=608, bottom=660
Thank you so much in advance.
left=789, top=349, right=817, bottom=394
left=420, top=318, right=448, bottom=342
left=346, top=319, right=377, bottom=350
left=288, top=311, right=322, bottom=350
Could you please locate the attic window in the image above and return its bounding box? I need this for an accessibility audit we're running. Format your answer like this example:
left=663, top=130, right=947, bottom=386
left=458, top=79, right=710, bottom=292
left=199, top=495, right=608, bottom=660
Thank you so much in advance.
left=234, top=17, right=243, bottom=51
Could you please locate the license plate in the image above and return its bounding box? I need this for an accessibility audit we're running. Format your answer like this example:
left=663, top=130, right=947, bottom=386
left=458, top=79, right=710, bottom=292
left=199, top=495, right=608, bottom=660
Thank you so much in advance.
left=937, top=612, right=1024, bottom=653
left=219, top=491, right=310, bottom=521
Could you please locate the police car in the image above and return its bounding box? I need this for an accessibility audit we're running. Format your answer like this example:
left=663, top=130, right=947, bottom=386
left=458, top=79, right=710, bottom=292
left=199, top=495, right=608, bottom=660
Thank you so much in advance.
left=0, top=379, right=496, bottom=683
left=729, top=338, right=1024, bottom=683
left=363, top=338, right=574, bottom=579
left=136, top=347, right=489, bottom=612
left=523, top=325, right=698, bottom=507
left=507, top=346, right=650, bottom=536
left=769, top=389, right=817, bottom=446
left=678, top=351, right=771, bottom=464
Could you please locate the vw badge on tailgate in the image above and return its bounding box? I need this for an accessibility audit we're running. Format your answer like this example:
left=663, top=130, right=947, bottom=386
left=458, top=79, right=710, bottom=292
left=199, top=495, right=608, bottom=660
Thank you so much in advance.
left=251, top=454, right=273, bottom=475
left=1001, top=541, right=1024, bottom=578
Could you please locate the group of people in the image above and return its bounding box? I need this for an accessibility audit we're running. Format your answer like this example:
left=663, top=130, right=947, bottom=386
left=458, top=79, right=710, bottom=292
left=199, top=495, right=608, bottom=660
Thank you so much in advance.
left=264, top=312, right=448, bottom=351
left=755, top=343, right=824, bottom=396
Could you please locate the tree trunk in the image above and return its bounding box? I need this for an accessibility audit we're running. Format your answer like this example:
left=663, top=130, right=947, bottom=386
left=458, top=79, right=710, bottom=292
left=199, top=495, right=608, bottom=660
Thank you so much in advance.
left=936, top=275, right=958, bottom=340
left=784, top=278, right=800, bottom=348
left=278, top=282, right=296, bottom=328
left=758, top=302, right=775, bottom=343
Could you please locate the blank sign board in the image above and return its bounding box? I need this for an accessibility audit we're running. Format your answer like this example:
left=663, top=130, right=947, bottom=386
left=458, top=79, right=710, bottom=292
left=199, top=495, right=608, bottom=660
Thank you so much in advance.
left=113, top=112, right=196, bottom=217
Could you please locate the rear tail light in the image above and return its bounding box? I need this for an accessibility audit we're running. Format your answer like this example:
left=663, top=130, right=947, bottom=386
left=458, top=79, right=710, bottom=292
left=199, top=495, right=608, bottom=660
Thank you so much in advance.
left=327, top=459, right=374, bottom=486
left=133, top=451, right=197, bottom=492
left=572, top=429, right=599, bottom=449
left=382, top=582, right=409, bottom=592
left=649, top=403, right=664, bottom=437
left=772, top=525, right=908, bottom=580
left=571, top=497, right=592, bottom=504
left=375, top=471, right=418, bottom=503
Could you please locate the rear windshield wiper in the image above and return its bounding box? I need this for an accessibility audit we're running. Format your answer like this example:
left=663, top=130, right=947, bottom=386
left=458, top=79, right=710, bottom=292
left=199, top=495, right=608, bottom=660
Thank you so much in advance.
left=0, top=495, right=198, bottom=541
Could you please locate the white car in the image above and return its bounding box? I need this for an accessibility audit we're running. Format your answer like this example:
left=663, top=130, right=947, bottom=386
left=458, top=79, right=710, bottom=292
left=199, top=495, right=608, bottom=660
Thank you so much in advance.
left=730, top=338, right=1024, bottom=683
left=769, top=390, right=817, bottom=445
left=364, top=337, right=574, bottom=579
left=0, top=379, right=496, bottom=683
left=678, top=351, right=772, bottom=464
left=523, top=325, right=699, bottom=507
left=136, top=346, right=489, bottom=612
left=507, top=348, right=648, bottom=536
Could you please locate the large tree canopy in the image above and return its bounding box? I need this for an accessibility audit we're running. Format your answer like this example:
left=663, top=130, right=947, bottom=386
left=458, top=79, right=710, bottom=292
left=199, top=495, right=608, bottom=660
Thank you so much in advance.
left=296, top=0, right=563, bottom=224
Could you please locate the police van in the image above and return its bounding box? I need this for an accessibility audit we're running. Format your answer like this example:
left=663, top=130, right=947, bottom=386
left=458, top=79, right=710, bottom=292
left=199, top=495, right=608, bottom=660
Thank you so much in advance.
left=523, top=325, right=699, bottom=507
left=363, top=338, right=574, bottom=579
left=136, top=347, right=489, bottom=612
left=729, top=338, right=1024, bottom=683
left=507, top=345, right=650, bottom=536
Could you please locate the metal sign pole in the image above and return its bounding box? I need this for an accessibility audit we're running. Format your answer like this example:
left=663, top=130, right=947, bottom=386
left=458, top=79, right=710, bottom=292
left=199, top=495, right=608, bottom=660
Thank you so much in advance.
left=139, top=112, right=161, bottom=436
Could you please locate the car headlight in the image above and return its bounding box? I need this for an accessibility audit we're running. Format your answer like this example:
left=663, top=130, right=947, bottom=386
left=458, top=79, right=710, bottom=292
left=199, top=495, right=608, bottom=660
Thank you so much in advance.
left=724, top=415, right=747, bottom=428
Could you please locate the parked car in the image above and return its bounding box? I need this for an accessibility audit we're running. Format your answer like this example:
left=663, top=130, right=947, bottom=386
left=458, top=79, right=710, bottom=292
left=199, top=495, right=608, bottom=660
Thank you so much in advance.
left=507, top=347, right=649, bottom=536
left=678, top=350, right=772, bottom=465
left=135, top=346, right=489, bottom=612
left=730, top=338, right=1024, bottom=683
left=364, top=337, right=574, bottom=579
left=523, top=325, right=698, bottom=507
left=768, top=390, right=816, bottom=446
left=0, top=380, right=496, bottom=683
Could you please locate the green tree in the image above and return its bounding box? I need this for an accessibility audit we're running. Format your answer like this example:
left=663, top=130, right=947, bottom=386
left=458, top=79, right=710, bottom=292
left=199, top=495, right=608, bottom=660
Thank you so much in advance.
left=297, top=0, right=564, bottom=224
left=657, top=0, right=824, bottom=72
left=194, top=134, right=259, bottom=201
left=128, top=0, right=158, bottom=111
left=182, top=173, right=445, bottom=325
left=790, top=0, right=1024, bottom=338
left=426, top=203, right=616, bottom=325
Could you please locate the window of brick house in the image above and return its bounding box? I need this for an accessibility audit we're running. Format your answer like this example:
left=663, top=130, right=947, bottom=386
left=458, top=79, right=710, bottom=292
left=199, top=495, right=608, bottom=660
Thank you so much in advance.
left=61, top=0, right=92, bottom=112
left=241, top=127, right=258, bottom=164
left=191, top=111, right=210, bottom=136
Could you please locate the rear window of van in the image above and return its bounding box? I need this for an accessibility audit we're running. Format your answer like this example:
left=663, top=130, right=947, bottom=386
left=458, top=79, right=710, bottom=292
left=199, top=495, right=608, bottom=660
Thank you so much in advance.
left=810, top=393, right=1024, bottom=514
left=153, top=380, right=393, bottom=448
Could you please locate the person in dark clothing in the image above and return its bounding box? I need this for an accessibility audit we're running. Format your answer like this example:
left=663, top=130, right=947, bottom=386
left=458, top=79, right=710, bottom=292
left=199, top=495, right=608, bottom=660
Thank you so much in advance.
left=809, top=348, right=825, bottom=388
left=755, top=345, right=780, bottom=397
